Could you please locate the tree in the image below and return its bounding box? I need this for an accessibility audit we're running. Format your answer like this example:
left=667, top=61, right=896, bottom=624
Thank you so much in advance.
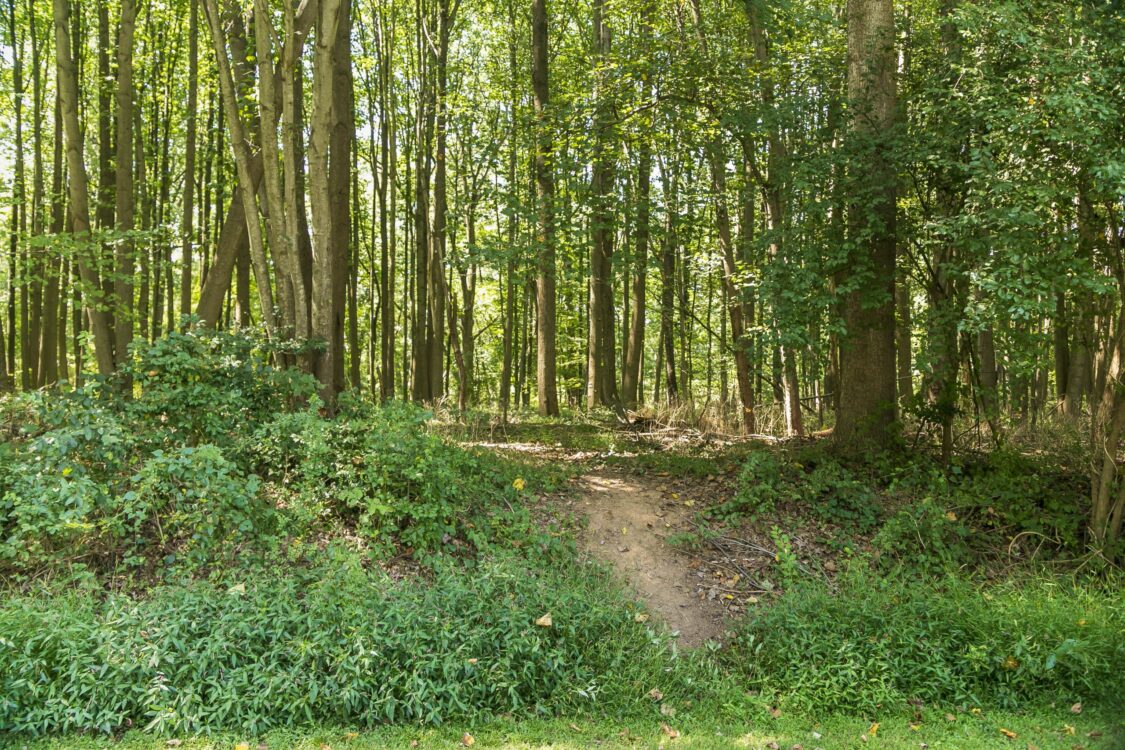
left=836, top=0, right=897, bottom=450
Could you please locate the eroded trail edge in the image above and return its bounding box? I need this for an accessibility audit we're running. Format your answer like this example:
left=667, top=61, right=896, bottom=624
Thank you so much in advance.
left=578, top=469, right=729, bottom=648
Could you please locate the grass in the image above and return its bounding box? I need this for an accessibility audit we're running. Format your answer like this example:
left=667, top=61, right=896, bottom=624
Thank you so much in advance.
left=17, top=706, right=1124, bottom=749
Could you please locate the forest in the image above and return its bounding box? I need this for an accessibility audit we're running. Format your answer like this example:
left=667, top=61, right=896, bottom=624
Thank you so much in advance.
left=0, top=0, right=1123, bottom=747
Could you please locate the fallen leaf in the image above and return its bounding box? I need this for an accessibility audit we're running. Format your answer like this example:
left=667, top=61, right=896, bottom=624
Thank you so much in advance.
left=945, top=511, right=958, bottom=522
left=235, top=744, right=251, bottom=750
left=569, top=723, right=581, bottom=731
left=769, top=706, right=782, bottom=719
left=660, top=723, right=680, bottom=739
left=648, top=688, right=664, bottom=701
left=635, top=613, right=649, bottom=623
left=767, top=743, right=780, bottom=750
left=1063, top=724, right=1076, bottom=736
left=467, top=658, right=478, bottom=664
left=1086, top=730, right=1103, bottom=738
left=165, top=742, right=183, bottom=748
left=660, top=703, right=676, bottom=717
left=1000, top=728, right=1018, bottom=739
left=910, top=723, right=921, bottom=731
left=945, top=713, right=957, bottom=722
left=970, top=708, right=982, bottom=715
left=319, top=744, right=332, bottom=750
left=1070, top=702, right=1082, bottom=714
left=535, top=613, right=553, bottom=628
left=342, top=736, right=358, bottom=744
left=460, top=733, right=475, bottom=747
left=868, top=722, right=880, bottom=737
left=1027, top=744, right=1040, bottom=750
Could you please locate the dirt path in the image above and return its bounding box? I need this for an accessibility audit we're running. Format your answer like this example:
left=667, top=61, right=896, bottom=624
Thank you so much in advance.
left=578, top=469, right=729, bottom=648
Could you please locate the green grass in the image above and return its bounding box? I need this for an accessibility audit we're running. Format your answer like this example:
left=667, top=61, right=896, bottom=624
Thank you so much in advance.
left=18, top=706, right=1124, bottom=749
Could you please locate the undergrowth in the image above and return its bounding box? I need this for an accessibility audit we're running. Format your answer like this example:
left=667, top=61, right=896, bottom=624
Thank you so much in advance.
left=729, top=564, right=1124, bottom=714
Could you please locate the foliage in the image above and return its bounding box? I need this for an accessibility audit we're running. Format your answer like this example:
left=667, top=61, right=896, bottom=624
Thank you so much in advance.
left=0, top=553, right=682, bottom=736
left=128, top=446, right=267, bottom=571
left=730, top=565, right=1125, bottom=714
left=717, top=448, right=883, bottom=533
left=116, top=325, right=321, bottom=448
left=872, top=498, right=969, bottom=576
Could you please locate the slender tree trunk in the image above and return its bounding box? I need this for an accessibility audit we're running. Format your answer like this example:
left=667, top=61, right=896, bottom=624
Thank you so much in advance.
left=588, top=0, right=620, bottom=411
left=532, top=0, right=559, bottom=416
left=179, top=0, right=198, bottom=321
left=114, top=0, right=137, bottom=377
left=54, top=0, right=116, bottom=376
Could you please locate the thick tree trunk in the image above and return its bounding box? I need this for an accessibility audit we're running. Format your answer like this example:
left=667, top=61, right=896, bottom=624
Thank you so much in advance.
left=836, top=0, right=898, bottom=450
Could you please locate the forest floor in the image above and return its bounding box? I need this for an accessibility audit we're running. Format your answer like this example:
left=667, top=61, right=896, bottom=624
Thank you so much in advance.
left=578, top=468, right=729, bottom=647
left=10, top=418, right=1125, bottom=750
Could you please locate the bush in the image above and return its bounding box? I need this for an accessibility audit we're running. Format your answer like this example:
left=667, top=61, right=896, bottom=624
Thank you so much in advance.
left=717, top=449, right=882, bottom=533
left=249, top=400, right=557, bottom=556
left=117, top=325, right=320, bottom=447
left=872, top=498, right=970, bottom=574
left=0, top=554, right=675, bottom=735
left=729, top=565, right=1125, bottom=713
left=128, top=445, right=268, bottom=570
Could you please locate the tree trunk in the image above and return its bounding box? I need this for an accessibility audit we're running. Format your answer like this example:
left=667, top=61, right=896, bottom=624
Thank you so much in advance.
left=114, top=0, right=137, bottom=377
left=54, top=0, right=116, bottom=376
left=532, top=0, right=559, bottom=416
left=836, top=0, right=898, bottom=451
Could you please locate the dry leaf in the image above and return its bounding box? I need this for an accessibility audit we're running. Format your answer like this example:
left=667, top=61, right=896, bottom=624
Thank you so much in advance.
left=660, top=723, right=680, bottom=739
left=569, top=723, right=581, bottom=732
left=1070, top=702, right=1082, bottom=714
left=868, top=722, right=880, bottom=737
left=319, top=744, right=332, bottom=750
left=467, top=658, right=478, bottom=664
left=769, top=706, right=782, bottom=719
left=460, top=733, right=475, bottom=747
left=1063, top=724, right=1076, bottom=736
left=634, top=613, right=649, bottom=623
left=910, top=723, right=921, bottom=731
left=1086, top=730, right=1103, bottom=738
left=767, top=743, right=780, bottom=750
left=165, top=742, right=183, bottom=748
left=1027, top=744, right=1040, bottom=750
left=660, top=703, right=676, bottom=717
left=945, top=713, right=957, bottom=722
left=1000, top=728, right=1018, bottom=739
left=535, top=613, right=553, bottom=628
left=647, top=688, right=664, bottom=701
left=342, top=732, right=358, bottom=741
left=235, top=744, right=251, bottom=750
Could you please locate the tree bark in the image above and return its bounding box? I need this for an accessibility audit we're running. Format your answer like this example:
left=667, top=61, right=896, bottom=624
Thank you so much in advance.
left=532, top=0, right=559, bottom=416
left=836, top=0, right=898, bottom=450
left=54, top=0, right=117, bottom=376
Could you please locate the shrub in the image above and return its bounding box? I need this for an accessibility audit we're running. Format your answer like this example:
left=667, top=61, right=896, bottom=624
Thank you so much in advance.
left=249, top=401, right=556, bottom=556
left=117, top=324, right=319, bottom=447
left=729, top=565, right=1125, bottom=713
left=872, top=497, right=969, bottom=574
left=127, top=445, right=268, bottom=570
left=0, top=554, right=676, bottom=735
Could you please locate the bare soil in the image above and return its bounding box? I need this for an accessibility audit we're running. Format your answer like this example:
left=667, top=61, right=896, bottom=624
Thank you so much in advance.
left=577, top=469, right=730, bottom=648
